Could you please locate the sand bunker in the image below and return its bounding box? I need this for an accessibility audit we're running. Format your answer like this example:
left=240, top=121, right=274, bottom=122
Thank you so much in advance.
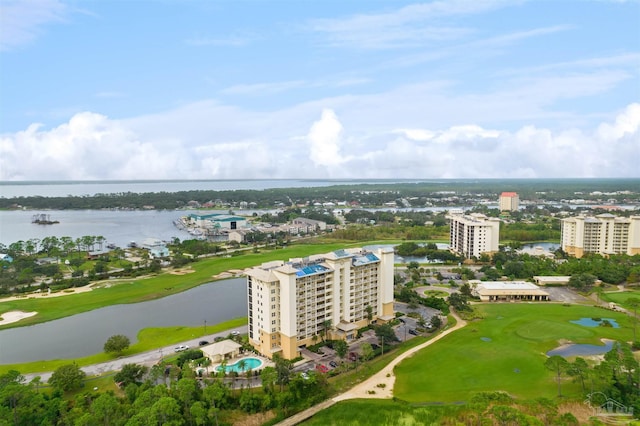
left=0, top=310, right=37, bottom=325
left=170, top=268, right=195, bottom=275
left=213, top=269, right=244, bottom=279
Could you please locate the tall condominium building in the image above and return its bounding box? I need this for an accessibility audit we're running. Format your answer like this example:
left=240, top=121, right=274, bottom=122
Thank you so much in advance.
left=499, top=192, right=520, bottom=212
left=561, top=214, right=640, bottom=258
left=245, top=247, right=395, bottom=360
left=448, top=213, right=501, bottom=259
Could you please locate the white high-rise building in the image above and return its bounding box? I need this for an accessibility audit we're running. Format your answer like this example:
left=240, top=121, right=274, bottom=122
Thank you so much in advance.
left=499, top=192, right=520, bottom=212
left=448, top=213, right=501, bottom=259
left=561, top=214, right=640, bottom=258
left=245, top=247, right=395, bottom=360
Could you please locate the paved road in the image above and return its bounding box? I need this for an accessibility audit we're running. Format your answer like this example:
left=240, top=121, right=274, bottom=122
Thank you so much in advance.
left=23, top=325, right=248, bottom=383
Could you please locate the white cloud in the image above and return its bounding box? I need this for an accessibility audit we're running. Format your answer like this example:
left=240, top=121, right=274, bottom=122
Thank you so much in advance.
left=1, top=103, right=638, bottom=181
left=307, top=109, right=346, bottom=169
left=0, top=0, right=66, bottom=51
left=309, top=0, right=519, bottom=49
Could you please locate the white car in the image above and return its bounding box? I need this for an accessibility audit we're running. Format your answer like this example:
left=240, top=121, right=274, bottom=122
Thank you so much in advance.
left=231, top=331, right=240, bottom=336
left=174, top=345, right=189, bottom=352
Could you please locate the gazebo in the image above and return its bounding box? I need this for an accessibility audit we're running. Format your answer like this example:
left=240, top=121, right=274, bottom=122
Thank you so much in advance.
left=200, top=340, right=242, bottom=363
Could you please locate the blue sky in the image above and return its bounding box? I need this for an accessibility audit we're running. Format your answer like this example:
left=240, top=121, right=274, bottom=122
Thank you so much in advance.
left=1, top=0, right=638, bottom=180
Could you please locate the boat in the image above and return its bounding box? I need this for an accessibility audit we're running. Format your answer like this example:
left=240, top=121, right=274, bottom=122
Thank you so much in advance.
left=32, top=214, right=59, bottom=225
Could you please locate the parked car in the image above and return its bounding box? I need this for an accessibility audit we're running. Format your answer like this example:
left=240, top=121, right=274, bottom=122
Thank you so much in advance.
left=174, top=345, right=189, bottom=352
left=198, top=340, right=209, bottom=346
left=329, top=361, right=338, bottom=368
left=408, top=329, right=418, bottom=336
left=398, top=318, right=405, bottom=323
left=231, top=331, right=240, bottom=336
left=316, top=364, right=329, bottom=373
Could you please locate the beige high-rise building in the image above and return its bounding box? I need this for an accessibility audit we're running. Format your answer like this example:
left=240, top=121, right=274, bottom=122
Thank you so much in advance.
left=561, top=214, right=640, bottom=258
left=448, top=212, right=501, bottom=259
left=245, top=247, right=395, bottom=360
left=499, top=192, right=520, bottom=212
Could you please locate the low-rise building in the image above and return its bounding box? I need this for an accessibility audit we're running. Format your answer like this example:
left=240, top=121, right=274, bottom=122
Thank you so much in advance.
left=470, top=280, right=550, bottom=302
left=533, top=276, right=572, bottom=286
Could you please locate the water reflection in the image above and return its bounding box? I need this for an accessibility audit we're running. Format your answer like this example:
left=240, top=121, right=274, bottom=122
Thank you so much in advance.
left=0, top=278, right=246, bottom=364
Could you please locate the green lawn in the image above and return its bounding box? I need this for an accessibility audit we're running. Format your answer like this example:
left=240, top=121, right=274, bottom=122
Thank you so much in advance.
left=0, top=317, right=246, bottom=375
left=0, top=242, right=373, bottom=329
left=303, top=399, right=463, bottom=425
left=600, top=290, right=640, bottom=309
left=394, top=303, right=632, bottom=402
left=0, top=239, right=447, bottom=330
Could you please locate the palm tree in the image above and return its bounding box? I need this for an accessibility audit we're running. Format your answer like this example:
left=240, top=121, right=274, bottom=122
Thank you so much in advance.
left=237, top=359, right=247, bottom=374
left=322, top=319, right=332, bottom=342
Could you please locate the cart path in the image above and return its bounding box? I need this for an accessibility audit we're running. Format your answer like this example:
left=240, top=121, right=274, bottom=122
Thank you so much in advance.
left=275, top=312, right=467, bottom=426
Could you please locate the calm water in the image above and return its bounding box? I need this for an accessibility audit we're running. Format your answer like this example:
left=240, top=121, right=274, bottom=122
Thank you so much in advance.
left=570, top=317, right=620, bottom=328
left=0, top=209, right=195, bottom=247
left=0, top=278, right=247, bottom=364
left=547, top=340, right=614, bottom=357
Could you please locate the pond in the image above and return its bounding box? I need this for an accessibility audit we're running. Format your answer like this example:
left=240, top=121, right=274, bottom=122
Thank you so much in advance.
left=0, top=278, right=247, bottom=364
left=571, top=317, right=620, bottom=328
left=547, top=340, right=614, bottom=357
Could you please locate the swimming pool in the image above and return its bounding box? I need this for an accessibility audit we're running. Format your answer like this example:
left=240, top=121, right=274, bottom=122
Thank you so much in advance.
left=216, top=357, right=263, bottom=373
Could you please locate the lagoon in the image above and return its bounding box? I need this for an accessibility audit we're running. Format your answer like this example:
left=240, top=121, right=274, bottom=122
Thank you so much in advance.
left=0, top=278, right=247, bottom=364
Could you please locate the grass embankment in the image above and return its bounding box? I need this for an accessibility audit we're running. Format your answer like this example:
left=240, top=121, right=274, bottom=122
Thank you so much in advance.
left=0, top=239, right=446, bottom=329
left=0, top=317, right=246, bottom=375
left=394, top=303, right=631, bottom=402
left=0, top=242, right=373, bottom=329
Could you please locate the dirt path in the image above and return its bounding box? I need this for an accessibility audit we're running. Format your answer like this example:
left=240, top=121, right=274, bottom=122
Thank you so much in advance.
left=274, top=312, right=467, bottom=425
left=334, top=312, right=467, bottom=401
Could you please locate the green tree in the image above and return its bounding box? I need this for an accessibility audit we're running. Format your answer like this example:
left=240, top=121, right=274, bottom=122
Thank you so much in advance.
left=321, top=319, right=332, bottom=342
left=567, top=357, right=589, bottom=393
left=334, top=340, right=348, bottom=362
left=544, top=355, right=569, bottom=397
left=365, top=305, right=373, bottom=324
left=361, top=342, right=374, bottom=363
left=103, top=334, right=131, bottom=356
left=114, top=363, right=148, bottom=387
left=90, top=392, right=123, bottom=426
left=430, top=315, right=442, bottom=329
left=49, top=363, right=86, bottom=392
left=627, top=297, right=640, bottom=343
left=374, top=323, right=398, bottom=347
left=568, top=273, right=597, bottom=291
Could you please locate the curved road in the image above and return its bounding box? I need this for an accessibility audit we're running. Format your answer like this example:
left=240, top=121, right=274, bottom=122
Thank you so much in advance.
left=276, top=312, right=467, bottom=426
left=23, top=325, right=247, bottom=383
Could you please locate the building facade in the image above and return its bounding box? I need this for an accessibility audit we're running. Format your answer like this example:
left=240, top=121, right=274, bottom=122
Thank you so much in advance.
left=561, top=214, right=640, bottom=258
left=499, top=192, right=520, bottom=211
left=245, top=247, right=395, bottom=360
left=448, top=213, right=500, bottom=259
left=470, top=280, right=549, bottom=302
